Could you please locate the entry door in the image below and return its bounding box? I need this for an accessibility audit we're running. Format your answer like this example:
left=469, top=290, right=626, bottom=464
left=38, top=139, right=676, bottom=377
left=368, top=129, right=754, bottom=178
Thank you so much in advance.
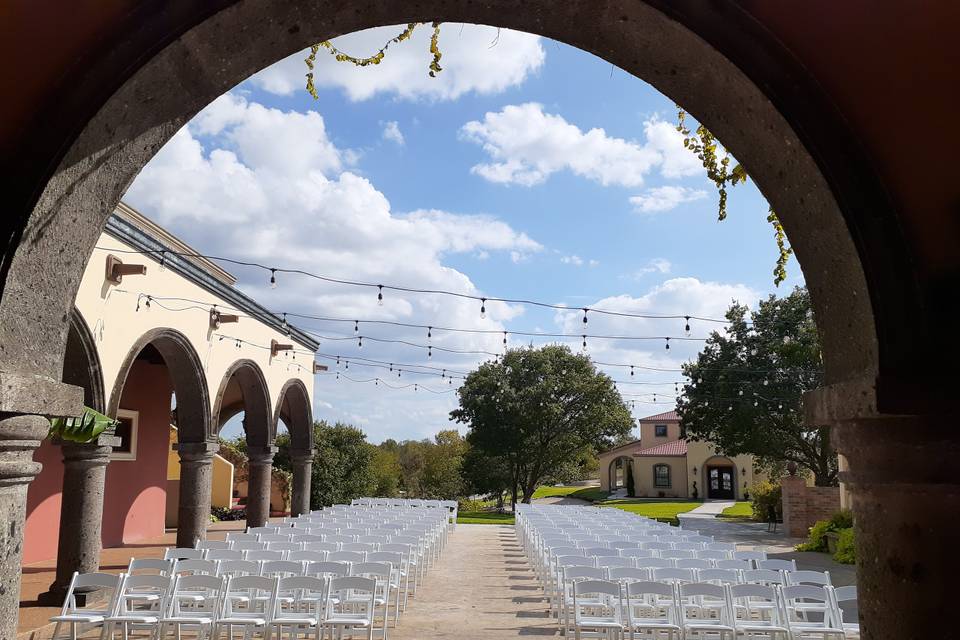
left=707, top=466, right=735, bottom=499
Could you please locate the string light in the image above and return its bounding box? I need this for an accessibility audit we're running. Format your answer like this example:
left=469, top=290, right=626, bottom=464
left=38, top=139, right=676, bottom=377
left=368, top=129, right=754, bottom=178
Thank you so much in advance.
left=630, top=366, right=634, bottom=377
left=582, top=335, right=587, bottom=350
left=159, top=250, right=166, bottom=272
left=270, top=269, right=277, bottom=289
left=582, top=308, right=589, bottom=325
left=480, top=298, right=486, bottom=319
left=503, top=331, right=508, bottom=347
left=684, top=316, right=691, bottom=335
left=377, top=285, right=383, bottom=306
left=665, top=337, right=670, bottom=350
left=345, top=360, right=349, bottom=369
left=354, top=320, right=359, bottom=334
left=428, top=346, right=432, bottom=359
left=357, top=336, right=363, bottom=349
left=427, top=326, right=432, bottom=340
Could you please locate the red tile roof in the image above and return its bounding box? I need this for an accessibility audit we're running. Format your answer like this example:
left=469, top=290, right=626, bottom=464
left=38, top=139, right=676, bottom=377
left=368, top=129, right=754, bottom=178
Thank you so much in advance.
left=634, top=439, right=688, bottom=457
left=638, top=410, right=679, bottom=422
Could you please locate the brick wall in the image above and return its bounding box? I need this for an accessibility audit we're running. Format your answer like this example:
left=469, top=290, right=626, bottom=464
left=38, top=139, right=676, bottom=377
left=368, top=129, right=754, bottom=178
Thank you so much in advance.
left=780, top=474, right=841, bottom=537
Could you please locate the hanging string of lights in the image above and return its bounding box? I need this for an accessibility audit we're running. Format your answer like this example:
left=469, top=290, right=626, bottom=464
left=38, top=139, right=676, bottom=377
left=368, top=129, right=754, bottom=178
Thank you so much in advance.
left=316, top=371, right=457, bottom=394
left=95, top=245, right=736, bottom=329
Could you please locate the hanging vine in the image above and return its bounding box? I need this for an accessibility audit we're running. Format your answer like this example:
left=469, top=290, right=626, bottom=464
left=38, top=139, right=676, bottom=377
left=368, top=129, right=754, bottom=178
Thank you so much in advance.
left=677, top=108, right=793, bottom=285
left=305, top=22, right=443, bottom=99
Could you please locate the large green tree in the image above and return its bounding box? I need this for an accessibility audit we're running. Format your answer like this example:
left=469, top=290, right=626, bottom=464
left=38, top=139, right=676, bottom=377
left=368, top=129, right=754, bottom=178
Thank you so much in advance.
left=452, top=345, right=633, bottom=505
left=419, top=429, right=468, bottom=499
left=677, top=287, right=835, bottom=485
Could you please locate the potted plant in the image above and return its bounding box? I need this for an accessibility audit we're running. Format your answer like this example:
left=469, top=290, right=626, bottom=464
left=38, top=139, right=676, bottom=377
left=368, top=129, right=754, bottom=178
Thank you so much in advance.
left=49, top=406, right=118, bottom=443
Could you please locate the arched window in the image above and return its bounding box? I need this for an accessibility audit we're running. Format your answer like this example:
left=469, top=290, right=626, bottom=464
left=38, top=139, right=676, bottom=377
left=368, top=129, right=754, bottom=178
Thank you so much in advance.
left=653, top=464, right=671, bottom=488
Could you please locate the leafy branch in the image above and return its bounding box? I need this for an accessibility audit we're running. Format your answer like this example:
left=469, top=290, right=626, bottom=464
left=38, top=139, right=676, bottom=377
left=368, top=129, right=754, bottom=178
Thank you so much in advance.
left=677, top=108, right=793, bottom=285
left=305, top=22, right=443, bottom=99
left=49, top=406, right=118, bottom=443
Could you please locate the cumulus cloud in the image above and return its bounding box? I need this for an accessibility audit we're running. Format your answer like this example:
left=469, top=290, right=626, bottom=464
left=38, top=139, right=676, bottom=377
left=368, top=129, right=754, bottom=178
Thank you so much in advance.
left=460, top=105, right=704, bottom=188
left=381, top=120, right=404, bottom=146
left=249, top=24, right=545, bottom=102
left=561, top=255, right=599, bottom=267
left=631, top=258, right=673, bottom=278
left=123, top=93, right=544, bottom=442
left=630, top=185, right=708, bottom=213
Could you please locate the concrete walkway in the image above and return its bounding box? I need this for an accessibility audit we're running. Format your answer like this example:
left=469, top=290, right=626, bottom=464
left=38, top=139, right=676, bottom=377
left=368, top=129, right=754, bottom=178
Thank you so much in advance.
left=683, top=500, right=736, bottom=517
left=391, top=524, right=557, bottom=639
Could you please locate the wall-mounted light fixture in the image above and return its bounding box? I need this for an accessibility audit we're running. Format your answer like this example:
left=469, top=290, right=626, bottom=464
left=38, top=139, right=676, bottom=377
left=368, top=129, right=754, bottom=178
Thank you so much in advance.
left=209, top=308, right=239, bottom=330
left=105, top=254, right=146, bottom=284
left=271, top=339, right=293, bottom=357
left=741, top=467, right=747, bottom=476
left=692, top=467, right=698, bottom=476
left=313, top=362, right=329, bottom=374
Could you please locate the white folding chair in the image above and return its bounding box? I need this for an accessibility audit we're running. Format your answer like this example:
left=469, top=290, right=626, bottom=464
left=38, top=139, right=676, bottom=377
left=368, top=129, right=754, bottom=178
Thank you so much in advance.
left=288, top=550, right=328, bottom=564
left=174, top=559, right=220, bottom=576
left=350, top=562, right=394, bottom=637
left=165, top=548, right=205, bottom=561
left=758, top=559, right=798, bottom=572
left=624, top=581, right=681, bottom=640
left=323, top=576, right=377, bottom=640
left=728, top=584, right=790, bottom=639
left=217, top=560, right=261, bottom=578
left=206, top=549, right=245, bottom=562
left=328, top=550, right=365, bottom=565
left=159, top=574, right=225, bottom=640
left=781, top=585, right=846, bottom=639
left=829, top=586, right=860, bottom=639
left=197, top=541, right=232, bottom=552
left=244, top=550, right=285, bottom=563
left=127, top=558, right=174, bottom=577
left=103, top=574, right=171, bottom=640
left=678, top=582, right=735, bottom=640
left=212, top=575, right=279, bottom=640
left=697, top=568, right=741, bottom=586
left=269, top=576, right=325, bottom=640
left=49, top=572, right=122, bottom=640
left=572, top=579, right=624, bottom=640
left=733, top=550, right=767, bottom=568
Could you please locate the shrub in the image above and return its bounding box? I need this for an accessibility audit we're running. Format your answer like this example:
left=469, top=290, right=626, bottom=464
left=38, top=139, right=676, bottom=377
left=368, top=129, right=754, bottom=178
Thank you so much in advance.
left=833, top=527, right=857, bottom=564
left=829, top=509, right=854, bottom=530
left=212, top=506, right=246, bottom=521
left=458, top=498, right=489, bottom=512
left=796, top=519, right=833, bottom=552
left=750, top=481, right=782, bottom=522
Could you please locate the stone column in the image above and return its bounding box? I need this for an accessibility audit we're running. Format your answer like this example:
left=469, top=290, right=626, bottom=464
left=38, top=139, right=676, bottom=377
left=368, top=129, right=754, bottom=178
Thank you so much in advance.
left=0, top=374, right=82, bottom=640
left=175, top=441, right=218, bottom=548
left=39, top=434, right=120, bottom=605
left=246, top=446, right=276, bottom=528
left=289, top=449, right=314, bottom=517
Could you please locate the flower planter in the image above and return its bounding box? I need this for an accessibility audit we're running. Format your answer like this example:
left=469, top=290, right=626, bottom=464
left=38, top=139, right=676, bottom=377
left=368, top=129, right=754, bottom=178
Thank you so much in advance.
left=824, top=531, right=841, bottom=554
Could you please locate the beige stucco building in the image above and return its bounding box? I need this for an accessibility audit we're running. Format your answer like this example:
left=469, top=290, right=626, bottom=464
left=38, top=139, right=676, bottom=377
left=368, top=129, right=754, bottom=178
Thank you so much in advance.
left=598, top=410, right=759, bottom=501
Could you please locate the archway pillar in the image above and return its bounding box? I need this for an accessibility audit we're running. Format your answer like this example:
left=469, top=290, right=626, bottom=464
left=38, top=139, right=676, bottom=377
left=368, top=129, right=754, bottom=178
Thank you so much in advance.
left=0, top=375, right=81, bottom=638
left=39, top=434, right=121, bottom=605
left=289, top=449, right=314, bottom=516
left=807, top=382, right=960, bottom=640
left=175, top=441, right=218, bottom=547
left=246, top=446, right=276, bottom=528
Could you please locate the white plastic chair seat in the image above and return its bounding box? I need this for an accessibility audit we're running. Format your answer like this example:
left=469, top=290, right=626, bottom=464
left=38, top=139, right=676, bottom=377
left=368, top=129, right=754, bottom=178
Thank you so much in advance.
left=735, top=621, right=789, bottom=633
left=217, top=616, right=267, bottom=626
left=162, top=615, right=216, bottom=625
left=789, top=621, right=845, bottom=636
left=324, top=615, right=372, bottom=627
left=627, top=620, right=681, bottom=631
left=578, top=617, right=623, bottom=629
left=271, top=615, right=318, bottom=626
left=122, top=593, right=161, bottom=602
left=50, top=614, right=105, bottom=624
left=105, top=614, right=161, bottom=624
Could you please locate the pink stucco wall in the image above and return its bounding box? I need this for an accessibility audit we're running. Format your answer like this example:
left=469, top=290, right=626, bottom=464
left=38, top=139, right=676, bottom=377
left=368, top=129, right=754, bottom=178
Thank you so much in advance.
left=23, top=360, right=172, bottom=564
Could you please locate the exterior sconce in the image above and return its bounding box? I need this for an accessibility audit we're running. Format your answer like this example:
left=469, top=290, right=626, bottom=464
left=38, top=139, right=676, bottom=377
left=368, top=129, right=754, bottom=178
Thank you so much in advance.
left=313, top=362, right=329, bottom=374
left=692, top=467, right=698, bottom=476
left=741, top=467, right=747, bottom=476
left=105, top=254, right=146, bottom=284
left=270, top=339, right=293, bottom=357
left=209, top=308, right=239, bottom=330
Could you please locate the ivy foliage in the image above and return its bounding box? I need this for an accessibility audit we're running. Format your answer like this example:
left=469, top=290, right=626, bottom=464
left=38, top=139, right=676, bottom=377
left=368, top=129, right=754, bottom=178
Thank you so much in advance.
left=49, top=406, right=118, bottom=443
left=676, top=109, right=794, bottom=285
left=305, top=22, right=443, bottom=99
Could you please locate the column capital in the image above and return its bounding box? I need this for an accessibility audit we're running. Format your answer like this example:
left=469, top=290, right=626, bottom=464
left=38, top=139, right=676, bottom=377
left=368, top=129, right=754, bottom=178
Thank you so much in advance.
left=0, top=413, right=52, bottom=486
left=57, top=436, right=121, bottom=470
left=175, top=441, right=219, bottom=463
left=805, top=374, right=960, bottom=425
left=289, top=449, right=314, bottom=464
left=247, top=445, right=278, bottom=465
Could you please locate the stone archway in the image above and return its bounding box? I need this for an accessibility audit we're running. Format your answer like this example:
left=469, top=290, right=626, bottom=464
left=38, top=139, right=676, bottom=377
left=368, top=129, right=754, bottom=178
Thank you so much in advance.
left=212, top=359, right=274, bottom=527
left=0, top=3, right=952, bottom=638
left=608, top=455, right=634, bottom=493
left=274, top=379, right=314, bottom=516
left=62, top=308, right=105, bottom=413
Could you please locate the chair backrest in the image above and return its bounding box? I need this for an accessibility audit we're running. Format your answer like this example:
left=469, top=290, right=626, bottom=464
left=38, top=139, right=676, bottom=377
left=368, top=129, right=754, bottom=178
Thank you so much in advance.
left=222, top=575, right=278, bottom=618
left=168, top=574, right=224, bottom=618
left=232, top=541, right=267, bottom=551
left=304, top=541, right=339, bottom=553
left=620, top=548, right=654, bottom=560
left=697, top=568, right=740, bottom=585
left=244, top=550, right=285, bottom=562
left=625, top=580, right=677, bottom=605
left=707, top=542, right=737, bottom=552
left=608, top=541, right=640, bottom=550
left=248, top=526, right=281, bottom=535
left=594, top=556, right=633, bottom=569
left=217, top=560, right=261, bottom=577
left=758, top=559, right=797, bottom=572
left=696, top=550, right=730, bottom=561
left=652, top=567, right=696, bottom=583
left=328, top=551, right=365, bottom=564
left=551, top=547, right=582, bottom=558
left=115, top=575, right=171, bottom=615
left=607, top=567, right=649, bottom=583
left=733, top=550, right=766, bottom=562
left=288, top=550, right=327, bottom=564
left=831, top=585, right=858, bottom=626
left=206, top=549, right=244, bottom=562
left=290, top=534, right=325, bottom=544
left=266, top=542, right=301, bottom=553
left=573, top=579, right=622, bottom=600
left=660, top=549, right=695, bottom=559
left=165, top=547, right=205, bottom=560
left=341, top=542, right=376, bottom=553
left=350, top=561, right=391, bottom=579
left=782, top=585, right=838, bottom=627
left=196, top=540, right=231, bottom=551
left=643, top=542, right=672, bottom=551
left=128, top=558, right=174, bottom=575
left=742, top=569, right=785, bottom=585
left=583, top=546, right=619, bottom=557
left=261, top=560, right=304, bottom=578
left=636, top=558, right=674, bottom=570
left=225, top=532, right=258, bottom=543
left=258, top=533, right=291, bottom=543
left=326, top=576, right=377, bottom=617
left=305, top=561, right=350, bottom=577
left=61, top=572, right=122, bottom=616
left=672, top=542, right=704, bottom=551
left=729, top=583, right=786, bottom=626
left=556, top=555, right=593, bottom=569
left=675, top=558, right=712, bottom=570
left=715, top=559, right=752, bottom=571
left=366, top=552, right=402, bottom=568
left=563, top=566, right=605, bottom=582
left=785, top=569, right=832, bottom=586
left=174, top=559, right=219, bottom=576
left=678, top=582, right=730, bottom=624
left=275, top=576, right=325, bottom=617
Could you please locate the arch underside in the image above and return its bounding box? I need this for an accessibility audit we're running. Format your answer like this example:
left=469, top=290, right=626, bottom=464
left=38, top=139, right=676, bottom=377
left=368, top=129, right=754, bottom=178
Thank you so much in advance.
left=213, top=359, right=273, bottom=448
left=275, top=379, right=313, bottom=452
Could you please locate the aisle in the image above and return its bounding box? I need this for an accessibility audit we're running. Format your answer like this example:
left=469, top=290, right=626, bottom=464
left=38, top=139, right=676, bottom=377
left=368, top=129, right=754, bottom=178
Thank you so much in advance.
left=391, top=524, right=557, bottom=639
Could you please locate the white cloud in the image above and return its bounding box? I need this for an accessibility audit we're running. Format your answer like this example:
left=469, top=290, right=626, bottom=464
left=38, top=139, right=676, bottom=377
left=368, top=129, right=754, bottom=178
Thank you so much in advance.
left=249, top=24, right=545, bottom=102
left=381, top=121, right=404, bottom=145
left=630, top=185, right=708, bottom=213
left=589, top=259, right=600, bottom=267
left=460, top=105, right=704, bottom=188
left=124, top=92, right=544, bottom=442
left=631, top=258, right=673, bottom=278
left=561, top=255, right=584, bottom=266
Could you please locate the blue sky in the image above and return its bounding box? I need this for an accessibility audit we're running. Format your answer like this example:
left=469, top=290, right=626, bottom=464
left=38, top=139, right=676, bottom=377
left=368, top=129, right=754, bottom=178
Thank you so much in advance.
left=124, top=24, right=801, bottom=443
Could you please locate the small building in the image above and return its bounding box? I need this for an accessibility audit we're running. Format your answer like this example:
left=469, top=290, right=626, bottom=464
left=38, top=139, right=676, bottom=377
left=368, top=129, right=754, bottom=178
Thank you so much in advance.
left=598, top=410, right=759, bottom=501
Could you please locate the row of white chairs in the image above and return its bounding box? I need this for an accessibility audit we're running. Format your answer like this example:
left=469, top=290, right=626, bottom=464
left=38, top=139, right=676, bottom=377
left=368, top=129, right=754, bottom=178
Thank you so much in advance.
left=51, top=571, right=391, bottom=640
left=565, top=579, right=858, bottom=639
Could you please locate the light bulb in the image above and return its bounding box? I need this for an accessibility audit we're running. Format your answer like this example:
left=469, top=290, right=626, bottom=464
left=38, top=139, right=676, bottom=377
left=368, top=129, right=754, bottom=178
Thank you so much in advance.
left=480, top=298, right=486, bottom=319
left=665, top=338, right=670, bottom=350
left=270, top=269, right=277, bottom=289
left=357, top=336, right=362, bottom=349
left=377, top=285, right=383, bottom=306
left=684, top=316, right=691, bottom=335
left=354, top=320, right=359, bottom=334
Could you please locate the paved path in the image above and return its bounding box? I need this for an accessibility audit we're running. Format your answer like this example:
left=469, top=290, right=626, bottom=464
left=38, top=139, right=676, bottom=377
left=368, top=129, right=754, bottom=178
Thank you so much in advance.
left=391, top=524, right=557, bottom=639
left=683, top=500, right=736, bottom=516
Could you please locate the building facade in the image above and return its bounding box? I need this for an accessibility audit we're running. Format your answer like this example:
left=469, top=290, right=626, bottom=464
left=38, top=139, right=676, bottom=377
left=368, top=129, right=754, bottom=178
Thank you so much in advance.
left=598, top=410, right=759, bottom=501
left=24, top=203, right=319, bottom=602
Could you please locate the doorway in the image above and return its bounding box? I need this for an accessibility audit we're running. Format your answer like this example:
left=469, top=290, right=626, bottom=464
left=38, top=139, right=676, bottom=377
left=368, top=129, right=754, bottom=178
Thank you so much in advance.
left=707, top=466, right=735, bottom=499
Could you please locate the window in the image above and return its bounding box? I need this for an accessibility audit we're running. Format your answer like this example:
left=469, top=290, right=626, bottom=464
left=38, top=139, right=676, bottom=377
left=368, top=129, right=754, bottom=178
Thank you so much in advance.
left=654, top=424, right=668, bottom=437
left=112, top=408, right=139, bottom=460
left=653, top=464, right=671, bottom=488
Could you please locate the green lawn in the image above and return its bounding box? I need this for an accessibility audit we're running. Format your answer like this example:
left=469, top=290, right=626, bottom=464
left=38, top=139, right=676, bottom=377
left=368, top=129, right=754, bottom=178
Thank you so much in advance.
left=531, top=485, right=611, bottom=502
left=597, top=498, right=701, bottom=522
left=457, top=511, right=515, bottom=525
left=717, top=501, right=753, bottom=519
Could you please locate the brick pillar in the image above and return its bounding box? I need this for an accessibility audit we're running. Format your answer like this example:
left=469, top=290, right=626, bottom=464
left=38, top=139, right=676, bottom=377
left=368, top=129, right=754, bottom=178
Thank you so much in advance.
left=780, top=473, right=809, bottom=537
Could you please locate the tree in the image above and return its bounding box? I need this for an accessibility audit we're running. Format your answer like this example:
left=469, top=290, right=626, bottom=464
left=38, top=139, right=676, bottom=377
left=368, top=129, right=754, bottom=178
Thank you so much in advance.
left=452, top=345, right=633, bottom=505
left=371, top=447, right=402, bottom=498
left=419, top=429, right=467, bottom=499
left=676, top=287, right=836, bottom=485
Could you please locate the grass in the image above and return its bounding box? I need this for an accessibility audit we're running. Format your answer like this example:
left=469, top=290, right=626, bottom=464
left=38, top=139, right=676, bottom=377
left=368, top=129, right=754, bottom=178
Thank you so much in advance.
left=457, top=511, right=515, bottom=525
left=597, top=499, right=702, bottom=523
left=531, top=485, right=611, bottom=501
left=717, top=501, right=754, bottom=519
